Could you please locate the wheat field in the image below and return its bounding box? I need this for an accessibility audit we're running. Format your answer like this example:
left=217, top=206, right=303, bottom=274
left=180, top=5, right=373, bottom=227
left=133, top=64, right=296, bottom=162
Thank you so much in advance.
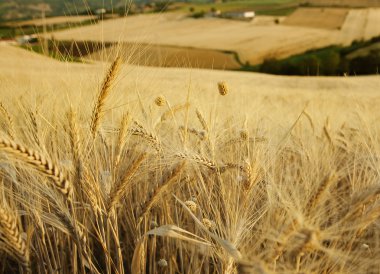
left=0, top=43, right=380, bottom=274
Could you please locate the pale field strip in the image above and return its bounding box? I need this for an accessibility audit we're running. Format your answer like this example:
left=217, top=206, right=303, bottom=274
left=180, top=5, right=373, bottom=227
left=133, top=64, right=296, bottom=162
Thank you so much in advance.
left=46, top=9, right=380, bottom=65
left=339, top=9, right=369, bottom=45
left=364, top=8, right=380, bottom=40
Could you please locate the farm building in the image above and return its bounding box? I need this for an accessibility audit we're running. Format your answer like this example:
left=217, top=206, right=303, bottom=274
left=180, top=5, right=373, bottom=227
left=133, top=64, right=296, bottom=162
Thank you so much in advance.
left=222, top=10, right=256, bottom=20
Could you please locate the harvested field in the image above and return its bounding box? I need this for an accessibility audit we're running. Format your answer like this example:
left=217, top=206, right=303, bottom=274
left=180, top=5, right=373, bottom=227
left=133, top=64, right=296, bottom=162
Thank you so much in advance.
left=85, top=43, right=241, bottom=69
left=5, top=15, right=97, bottom=27
left=283, top=8, right=349, bottom=29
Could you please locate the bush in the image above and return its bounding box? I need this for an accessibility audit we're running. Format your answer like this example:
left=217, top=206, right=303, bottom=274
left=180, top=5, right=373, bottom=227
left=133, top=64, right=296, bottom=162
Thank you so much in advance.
left=349, top=50, right=380, bottom=75
left=190, top=10, right=205, bottom=19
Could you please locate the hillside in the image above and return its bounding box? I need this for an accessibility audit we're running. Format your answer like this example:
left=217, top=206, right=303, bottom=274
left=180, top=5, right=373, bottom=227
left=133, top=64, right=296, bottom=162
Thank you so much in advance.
left=2, top=44, right=380, bottom=104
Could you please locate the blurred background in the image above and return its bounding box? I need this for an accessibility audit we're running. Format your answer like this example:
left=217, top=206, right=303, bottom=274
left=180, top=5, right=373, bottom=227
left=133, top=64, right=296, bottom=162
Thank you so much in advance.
left=1, top=0, right=380, bottom=76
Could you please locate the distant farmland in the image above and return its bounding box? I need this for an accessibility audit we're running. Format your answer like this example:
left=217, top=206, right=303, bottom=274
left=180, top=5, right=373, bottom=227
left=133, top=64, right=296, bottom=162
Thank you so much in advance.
left=45, top=8, right=380, bottom=69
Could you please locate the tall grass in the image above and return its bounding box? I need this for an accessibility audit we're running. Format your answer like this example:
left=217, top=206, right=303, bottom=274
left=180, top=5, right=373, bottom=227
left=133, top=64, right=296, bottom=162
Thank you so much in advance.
left=0, top=50, right=380, bottom=274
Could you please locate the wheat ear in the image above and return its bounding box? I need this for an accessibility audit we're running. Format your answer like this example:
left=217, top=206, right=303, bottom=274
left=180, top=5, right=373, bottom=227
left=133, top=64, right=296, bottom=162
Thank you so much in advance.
left=0, top=137, right=72, bottom=198
left=0, top=206, right=30, bottom=270
left=108, top=153, right=147, bottom=212
left=114, top=113, right=130, bottom=170
left=306, top=173, right=337, bottom=215
left=176, top=152, right=217, bottom=170
left=130, top=121, right=161, bottom=152
left=195, top=109, right=209, bottom=132
left=90, top=56, right=121, bottom=137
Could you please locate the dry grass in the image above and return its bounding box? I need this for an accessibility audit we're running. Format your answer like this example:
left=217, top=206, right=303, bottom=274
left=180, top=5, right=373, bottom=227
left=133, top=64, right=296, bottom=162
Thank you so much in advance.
left=0, top=45, right=379, bottom=274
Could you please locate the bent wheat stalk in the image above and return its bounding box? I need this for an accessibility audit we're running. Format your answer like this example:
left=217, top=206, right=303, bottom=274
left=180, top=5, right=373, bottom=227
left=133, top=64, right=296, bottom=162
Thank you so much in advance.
left=0, top=137, right=72, bottom=198
left=137, top=162, right=185, bottom=225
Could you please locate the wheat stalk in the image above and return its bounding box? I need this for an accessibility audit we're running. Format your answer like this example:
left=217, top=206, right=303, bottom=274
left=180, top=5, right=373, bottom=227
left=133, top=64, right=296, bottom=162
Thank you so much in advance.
left=67, top=109, right=82, bottom=167
left=160, top=102, right=190, bottom=122
left=138, top=162, right=185, bottom=225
